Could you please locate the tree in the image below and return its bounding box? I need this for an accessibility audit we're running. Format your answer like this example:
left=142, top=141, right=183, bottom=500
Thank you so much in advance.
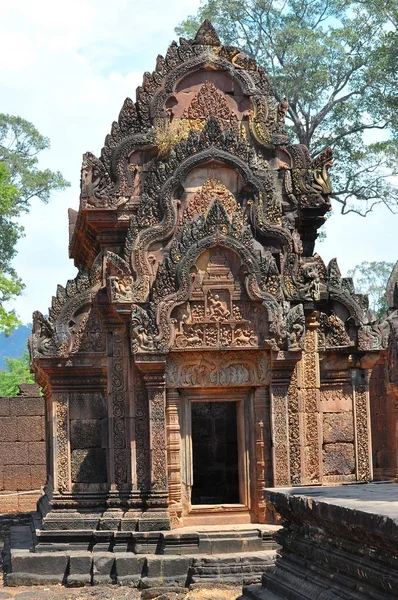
left=0, top=114, right=70, bottom=332
left=0, top=352, right=34, bottom=396
left=176, top=1, right=398, bottom=216
left=348, top=261, right=394, bottom=318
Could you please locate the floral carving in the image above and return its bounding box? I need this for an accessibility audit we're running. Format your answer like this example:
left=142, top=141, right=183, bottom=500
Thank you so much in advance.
left=182, top=81, right=239, bottom=132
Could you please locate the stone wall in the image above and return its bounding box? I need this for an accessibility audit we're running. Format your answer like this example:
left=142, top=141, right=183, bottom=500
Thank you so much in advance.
left=369, top=355, right=397, bottom=480
left=0, top=384, right=45, bottom=513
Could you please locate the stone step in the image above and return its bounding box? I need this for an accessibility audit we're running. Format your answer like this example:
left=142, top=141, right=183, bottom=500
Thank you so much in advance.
left=5, top=547, right=277, bottom=588
left=238, top=584, right=281, bottom=599
left=31, top=523, right=280, bottom=554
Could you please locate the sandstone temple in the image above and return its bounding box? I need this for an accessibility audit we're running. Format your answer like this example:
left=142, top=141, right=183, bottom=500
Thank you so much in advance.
left=7, top=20, right=398, bottom=594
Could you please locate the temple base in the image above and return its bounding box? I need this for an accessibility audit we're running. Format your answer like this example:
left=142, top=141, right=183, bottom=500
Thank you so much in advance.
left=240, top=483, right=398, bottom=600
left=4, top=520, right=278, bottom=588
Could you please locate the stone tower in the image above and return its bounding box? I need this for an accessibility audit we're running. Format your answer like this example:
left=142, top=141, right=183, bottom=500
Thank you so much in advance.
left=30, top=21, right=384, bottom=535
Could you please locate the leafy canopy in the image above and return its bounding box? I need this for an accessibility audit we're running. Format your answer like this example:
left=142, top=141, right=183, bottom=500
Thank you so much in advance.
left=348, top=261, right=394, bottom=318
left=0, top=114, right=70, bottom=333
left=177, top=0, right=398, bottom=216
left=0, top=352, right=35, bottom=397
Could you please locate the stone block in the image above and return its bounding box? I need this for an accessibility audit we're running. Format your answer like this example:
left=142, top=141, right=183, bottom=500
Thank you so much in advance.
left=17, top=494, right=39, bottom=513
left=27, top=441, right=46, bottom=465
left=70, top=419, right=102, bottom=449
left=323, top=443, right=355, bottom=476
left=67, top=552, right=92, bottom=586
left=69, top=393, right=107, bottom=420
left=0, top=441, right=29, bottom=465
left=0, top=418, right=17, bottom=441
left=71, top=448, right=107, bottom=483
left=115, top=554, right=146, bottom=586
left=6, top=551, right=68, bottom=585
left=3, top=465, right=31, bottom=491
left=0, top=494, right=19, bottom=514
left=0, top=398, right=10, bottom=416
left=323, top=413, right=354, bottom=443
left=142, top=556, right=191, bottom=588
left=10, top=397, right=44, bottom=417
left=30, top=464, right=46, bottom=488
left=17, top=384, right=40, bottom=397
left=16, top=416, right=44, bottom=442
left=92, top=552, right=115, bottom=584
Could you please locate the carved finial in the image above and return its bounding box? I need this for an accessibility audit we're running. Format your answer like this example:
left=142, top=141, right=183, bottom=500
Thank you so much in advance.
left=194, top=20, right=221, bottom=46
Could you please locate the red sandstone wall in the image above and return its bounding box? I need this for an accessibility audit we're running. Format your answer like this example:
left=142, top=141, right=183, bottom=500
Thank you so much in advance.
left=0, top=384, right=46, bottom=513
left=369, top=357, right=397, bottom=480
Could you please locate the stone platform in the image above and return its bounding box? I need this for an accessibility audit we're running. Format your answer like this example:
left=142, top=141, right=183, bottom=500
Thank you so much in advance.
left=3, top=522, right=278, bottom=589
left=240, top=483, right=398, bottom=600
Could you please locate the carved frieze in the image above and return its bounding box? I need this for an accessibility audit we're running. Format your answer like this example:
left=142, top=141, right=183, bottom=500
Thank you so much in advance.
left=166, top=351, right=270, bottom=388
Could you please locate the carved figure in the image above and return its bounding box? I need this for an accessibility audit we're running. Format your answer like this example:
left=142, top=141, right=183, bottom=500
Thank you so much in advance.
left=207, top=292, right=230, bottom=320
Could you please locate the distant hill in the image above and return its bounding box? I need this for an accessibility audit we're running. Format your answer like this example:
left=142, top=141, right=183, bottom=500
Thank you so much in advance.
left=0, top=324, right=32, bottom=369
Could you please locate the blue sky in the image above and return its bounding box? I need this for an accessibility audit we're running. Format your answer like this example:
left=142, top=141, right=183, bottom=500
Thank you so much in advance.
left=0, top=0, right=397, bottom=323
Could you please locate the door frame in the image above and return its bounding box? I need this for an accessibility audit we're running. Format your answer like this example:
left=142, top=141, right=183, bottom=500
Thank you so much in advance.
left=179, top=387, right=253, bottom=515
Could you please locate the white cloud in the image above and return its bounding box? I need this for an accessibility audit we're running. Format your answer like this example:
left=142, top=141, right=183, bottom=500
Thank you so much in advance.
left=0, top=0, right=200, bottom=323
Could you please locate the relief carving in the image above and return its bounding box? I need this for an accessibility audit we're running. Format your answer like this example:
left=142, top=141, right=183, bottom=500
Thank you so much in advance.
left=166, top=351, right=270, bottom=388
left=55, top=394, right=69, bottom=493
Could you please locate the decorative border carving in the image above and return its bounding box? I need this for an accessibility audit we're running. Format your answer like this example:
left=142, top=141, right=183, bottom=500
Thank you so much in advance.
left=166, top=351, right=270, bottom=388
left=55, top=394, right=69, bottom=493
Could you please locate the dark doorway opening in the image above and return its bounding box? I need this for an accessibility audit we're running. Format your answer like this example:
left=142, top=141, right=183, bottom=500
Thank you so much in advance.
left=191, top=401, right=240, bottom=504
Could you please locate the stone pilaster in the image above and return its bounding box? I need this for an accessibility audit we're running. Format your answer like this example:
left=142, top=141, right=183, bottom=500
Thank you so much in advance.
left=352, top=368, right=373, bottom=481
left=108, top=329, right=129, bottom=489
left=270, top=352, right=300, bottom=487
left=135, top=355, right=170, bottom=530
left=253, top=386, right=269, bottom=520
left=54, top=393, right=70, bottom=493
left=166, top=389, right=182, bottom=527
left=300, top=312, right=322, bottom=484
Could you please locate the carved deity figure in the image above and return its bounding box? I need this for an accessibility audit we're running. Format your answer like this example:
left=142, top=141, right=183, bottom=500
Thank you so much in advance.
left=207, top=292, right=230, bottom=320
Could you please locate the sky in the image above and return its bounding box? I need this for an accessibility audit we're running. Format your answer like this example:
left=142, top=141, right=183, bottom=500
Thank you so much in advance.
left=0, top=0, right=397, bottom=324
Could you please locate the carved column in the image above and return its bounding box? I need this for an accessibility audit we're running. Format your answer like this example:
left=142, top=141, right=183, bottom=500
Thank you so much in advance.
left=166, top=389, right=182, bottom=527
left=108, top=329, right=129, bottom=489
left=135, top=355, right=170, bottom=530
left=270, top=352, right=299, bottom=487
left=253, top=386, right=271, bottom=521
left=352, top=368, right=373, bottom=481
left=54, top=393, right=70, bottom=493
left=299, top=312, right=322, bottom=484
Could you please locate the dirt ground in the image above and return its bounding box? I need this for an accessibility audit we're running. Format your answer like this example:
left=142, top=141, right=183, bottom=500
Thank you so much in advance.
left=0, top=583, right=242, bottom=600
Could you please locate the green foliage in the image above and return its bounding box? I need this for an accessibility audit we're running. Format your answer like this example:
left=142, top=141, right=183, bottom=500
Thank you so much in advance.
left=0, top=114, right=70, bottom=333
left=0, top=114, right=70, bottom=211
left=0, top=352, right=34, bottom=396
left=177, top=1, right=398, bottom=216
left=348, top=261, right=394, bottom=318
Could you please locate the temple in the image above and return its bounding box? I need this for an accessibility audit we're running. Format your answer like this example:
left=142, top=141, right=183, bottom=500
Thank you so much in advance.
left=20, top=20, right=395, bottom=566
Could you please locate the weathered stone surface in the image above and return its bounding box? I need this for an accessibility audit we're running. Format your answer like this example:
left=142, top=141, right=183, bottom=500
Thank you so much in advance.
left=323, top=442, right=355, bottom=475
left=115, top=555, right=146, bottom=586
left=241, top=484, right=398, bottom=600
left=323, top=412, right=354, bottom=443
left=71, top=448, right=107, bottom=483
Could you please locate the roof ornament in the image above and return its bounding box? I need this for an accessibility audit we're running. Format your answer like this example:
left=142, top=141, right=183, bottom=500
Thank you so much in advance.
left=193, top=19, right=221, bottom=46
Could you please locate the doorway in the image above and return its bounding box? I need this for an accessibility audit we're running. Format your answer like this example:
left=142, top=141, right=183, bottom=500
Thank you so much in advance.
left=191, top=401, right=239, bottom=504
